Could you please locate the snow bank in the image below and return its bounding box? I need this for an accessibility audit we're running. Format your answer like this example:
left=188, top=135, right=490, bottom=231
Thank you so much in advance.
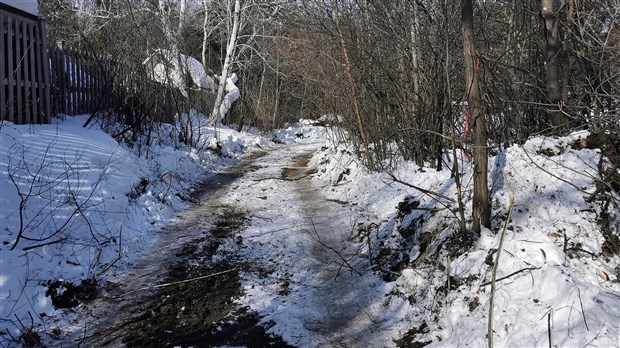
left=310, top=131, right=620, bottom=346
left=0, top=115, right=260, bottom=342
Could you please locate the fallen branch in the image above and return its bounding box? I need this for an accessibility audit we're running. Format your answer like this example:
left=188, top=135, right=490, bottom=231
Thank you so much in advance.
left=480, top=266, right=540, bottom=287
left=253, top=174, right=311, bottom=182
left=548, top=311, right=552, bottom=348
left=114, top=267, right=238, bottom=299
left=307, top=219, right=363, bottom=278
left=487, top=197, right=515, bottom=348
left=96, top=227, right=125, bottom=280
left=577, top=288, right=589, bottom=331
left=386, top=173, right=456, bottom=203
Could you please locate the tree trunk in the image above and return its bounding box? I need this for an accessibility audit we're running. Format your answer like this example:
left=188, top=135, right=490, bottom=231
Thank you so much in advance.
left=410, top=1, right=420, bottom=104
left=209, top=0, right=242, bottom=127
left=541, top=0, right=569, bottom=130
left=333, top=0, right=375, bottom=170
left=462, top=0, right=490, bottom=233
left=201, top=0, right=210, bottom=71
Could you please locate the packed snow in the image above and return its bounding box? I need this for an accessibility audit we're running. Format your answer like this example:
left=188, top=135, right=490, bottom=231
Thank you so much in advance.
left=1, top=114, right=619, bottom=347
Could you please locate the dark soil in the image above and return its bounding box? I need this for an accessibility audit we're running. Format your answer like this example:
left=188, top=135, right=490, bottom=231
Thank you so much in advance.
left=118, top=259, right=290, bottom=348
left=599, top=210, right=620, bottom=261
left=281, top=153, right=315, bottom=179
left=46, top=279, right=99, bottom=309
left=60, top=149, right=294, bottom=348
left=116, top=193, right=291, bottom=348
left=88, top=208, right=293, bottom=348
left=394, top=322, right=431, bottom=348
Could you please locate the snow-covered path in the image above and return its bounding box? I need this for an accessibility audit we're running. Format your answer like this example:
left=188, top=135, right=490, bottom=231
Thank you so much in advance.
left=223, top=141, right=412, bottom=347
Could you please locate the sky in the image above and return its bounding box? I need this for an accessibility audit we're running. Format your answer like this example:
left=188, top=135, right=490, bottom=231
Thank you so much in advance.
left=0, top=0, right=38, bottom=15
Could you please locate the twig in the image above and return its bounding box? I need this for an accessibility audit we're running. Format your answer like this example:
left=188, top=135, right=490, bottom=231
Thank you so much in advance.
left=547, top=311, right=552, bottom=348
left=160, top=172, right=174, bottom=199
left=386, top=172, right=456, bottom=203
left=253, top=174, right=311, bottom=182
left=480, top=266, right=540, bottom=287
left=96, top=236, right=124, bottom=280
left=307, top=219, right=362, bottom=278
left=583, top=320, right=606, bottom=347
left=577, top=288, right=589, bottom=331
left=114, top=267, right=238, bottom=299
left=488, top=197, right=515, bottom=348
left=565, top=247, right=598, bottom=259
left=446, top=254, right=451, bottom=303
left=22, top=238, right=67, bottom=251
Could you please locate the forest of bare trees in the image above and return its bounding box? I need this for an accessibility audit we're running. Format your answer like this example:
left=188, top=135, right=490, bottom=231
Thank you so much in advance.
left=39, top=0, right=619, bottom=230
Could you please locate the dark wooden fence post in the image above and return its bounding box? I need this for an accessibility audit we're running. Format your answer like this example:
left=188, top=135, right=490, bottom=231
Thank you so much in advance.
left=0, top=7, right=51, bottom=124
left=0, top=12, right=6, bottom=119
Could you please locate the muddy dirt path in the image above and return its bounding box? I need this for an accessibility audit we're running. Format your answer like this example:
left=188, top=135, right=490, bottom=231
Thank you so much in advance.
left=59, top=148, right=293, bottom=347
left=60, top=140, right=402, bottom=348
left=219, top=143, right=407, bottom=347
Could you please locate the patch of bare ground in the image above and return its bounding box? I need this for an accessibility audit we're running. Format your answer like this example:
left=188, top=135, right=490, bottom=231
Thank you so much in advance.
left=281, top=153, right=316, bottom=179
left=118, top=233, right=290, bottom=348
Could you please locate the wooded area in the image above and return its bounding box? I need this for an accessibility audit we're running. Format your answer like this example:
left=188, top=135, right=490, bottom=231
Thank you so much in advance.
left=6, top=0, right=619, bottom=231
left=24, top=0, right=620, bottom=141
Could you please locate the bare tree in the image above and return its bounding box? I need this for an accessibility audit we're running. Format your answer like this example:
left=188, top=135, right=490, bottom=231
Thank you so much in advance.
left=209, top=0, right=242, bottom=126
left=462, top=0, right=490, bottom=232
left=541, top=0, right=569, bottom=130
left=158, top=0, right=189, bottom=98
left=333, top=0, right=374, bottom=170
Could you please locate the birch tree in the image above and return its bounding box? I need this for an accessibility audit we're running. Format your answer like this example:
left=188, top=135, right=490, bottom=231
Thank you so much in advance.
left=209, top=0, right=242, bottom=126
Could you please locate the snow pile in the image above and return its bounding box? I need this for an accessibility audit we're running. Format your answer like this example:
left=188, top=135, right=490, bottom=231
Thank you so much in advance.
left=309, top=130, right=620, bottom=346
left=215, top=73, right=240, bottom=122
left=0, top=115, right=259, bottom=342
left=271, top=119, right=329, bottom=144
left=143, top=49, right=216, bottom=92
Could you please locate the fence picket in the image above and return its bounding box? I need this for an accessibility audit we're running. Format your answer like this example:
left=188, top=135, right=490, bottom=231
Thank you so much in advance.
left=28, top=21, right=37, bottom=122
left=40, top=20, right=50, bottom=123
left=15, top=19, right=25, bottom=124
left=21, top=20, right=31, bottom=124
left=36, top=20, right=47, bottom=123
left=6, top=15, right=15, bottom=122
left=0, top=12, right=6, bottom=119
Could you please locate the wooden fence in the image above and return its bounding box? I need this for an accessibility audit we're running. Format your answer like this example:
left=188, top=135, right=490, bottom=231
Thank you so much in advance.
left=1, top=6, right=207, bottom=126
left=48, top=45, right=215, bottom=125
left=48, top=42, right=116, bottom=117
left=0, top=5, right=51, bottom=124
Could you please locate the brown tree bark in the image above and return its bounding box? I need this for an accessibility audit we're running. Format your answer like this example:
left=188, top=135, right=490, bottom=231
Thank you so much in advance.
left=541, top=0, right=569, bottom=130
left=462, top=0, right=490, bottom=232
left=333, top=0, right=375, bottom=170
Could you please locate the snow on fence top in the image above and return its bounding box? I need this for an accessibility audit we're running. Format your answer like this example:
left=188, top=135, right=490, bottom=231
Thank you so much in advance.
left=0, top=0, right=38, bottom=15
